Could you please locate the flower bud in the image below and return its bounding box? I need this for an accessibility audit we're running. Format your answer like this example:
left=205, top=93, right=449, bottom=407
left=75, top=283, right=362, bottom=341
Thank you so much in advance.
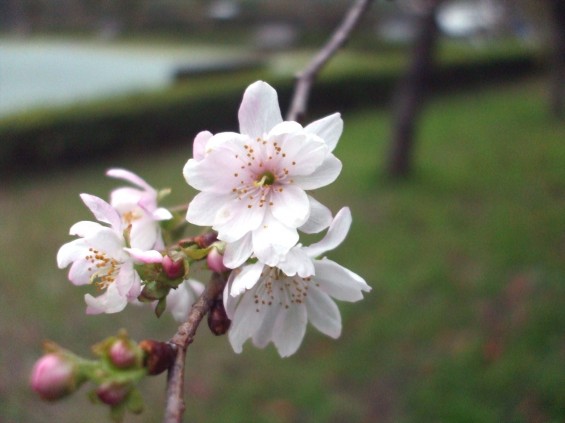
left=109, top=339, right=137, bottom=369
left=208, top=299, right=231, bottom=336
left=30, top=353, right=77, bottom=401
left=96, top=382, right=130, bottom=406
left=139, top=340, right=176, bottom=375
left=207, top=248, right=229, bottom=273
left=162, top=255, right=184, bottom=279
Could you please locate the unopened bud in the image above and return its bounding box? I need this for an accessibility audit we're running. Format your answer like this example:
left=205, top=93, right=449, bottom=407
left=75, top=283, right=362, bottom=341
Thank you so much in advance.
left=207, top=247, right=229, bottom=273
left=30, top=353, right=77, bottom=401
left=194, top=231, right=218, bottom=248
left=96, top=382, right=130, bottom=406
left=139, top=340, right=176, bottom=375
left=208, top=299, right=231, bottom=336
left=162, top=255, right=184, bottom=279
left=109, top=339, right=138, bottom=369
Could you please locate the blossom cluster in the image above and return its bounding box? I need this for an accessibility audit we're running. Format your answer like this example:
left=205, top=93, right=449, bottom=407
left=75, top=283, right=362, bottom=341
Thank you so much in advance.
left=57, top=81, right=370, bottom=357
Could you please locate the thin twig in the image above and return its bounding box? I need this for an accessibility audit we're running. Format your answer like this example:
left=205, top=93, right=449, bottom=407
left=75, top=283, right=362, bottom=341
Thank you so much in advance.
left=286, top=0, right=374, bottom=122
left=164, top=272, right=227, bottom=423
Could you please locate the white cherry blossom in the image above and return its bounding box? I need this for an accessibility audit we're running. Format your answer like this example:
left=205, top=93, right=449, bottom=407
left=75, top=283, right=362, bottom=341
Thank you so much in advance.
left=106, top=168, right=172, bottom=251
left=223, top=207, right=371, bottom=357
left=165, top=279, right=205, bottom=322
left=57, top=194, right=162, bottom=314
left=184, top=81, right=342, bottom=269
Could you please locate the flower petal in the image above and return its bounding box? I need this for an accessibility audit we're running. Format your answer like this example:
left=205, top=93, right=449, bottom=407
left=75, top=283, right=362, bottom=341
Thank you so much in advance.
left=252, top=300, right=282, bottom=348
left=192, top=130, right=213, bottom=161
left=306, top=286, right=342, bottom=338
left=292, top=154, right=342, bottom=190
left=273, top=302, right=308, bottom=357
left=304, top=113, right=343, bottom=152
left=270, top=184, right=310, bottom=228
left=303, top=207, right=351, bottom=258
left=313, top=258, right=371, bottom=302
left=68, top=255, right=95, bottom=286
left=106, top=168, right=153, bottom=192
left=228, top=291, right=264, bottom=353
left=230, top=262, right=265, bottom=296
left=124, top=248, right=163, bottom=264
left=80, top=194, right=122, bottom=232
left=299, top=196, right=332, bottom=234
left=214, top=197, right=266, bottom=243
left=223, top=234, right=254, bottom=269
left=252, top=213, right=299, bottom=266
left=69, top=221, right=106, bottom=238
left=238, top=81, right=283, bottom=138
left=153, top=207, right=173, bottom=221
left=186, top=192, right=233, bottom=227
left=85, top=284, right=127, bottom=314
left=57, top=239, right=89, bottom=269
left=277, top=246, right=315, bottom=278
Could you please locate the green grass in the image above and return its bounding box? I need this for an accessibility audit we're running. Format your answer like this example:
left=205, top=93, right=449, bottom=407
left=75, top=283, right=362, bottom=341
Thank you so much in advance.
left=2, top=76, right=564, bottom=422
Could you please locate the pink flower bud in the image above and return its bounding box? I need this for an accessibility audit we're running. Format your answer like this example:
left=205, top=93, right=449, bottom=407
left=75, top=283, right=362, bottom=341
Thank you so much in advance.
left=109, top=339, right=137, bottom=369
left=30, top=354, right=76, bottom=401
left=96, top=382, right=130, bottom=406
left=162, top=255, right=184, bottom=279
left=207, top=248, right=229, bottom=273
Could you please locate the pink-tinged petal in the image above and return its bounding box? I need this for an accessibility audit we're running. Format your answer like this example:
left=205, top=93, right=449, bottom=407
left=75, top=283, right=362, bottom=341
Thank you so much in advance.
left=306, top=286, right=342, bottom=338
left=85, top=284, right=127, bottom=314
left=304, top=207, right=351, bottom=258
left=292, top=154, right=342, bottom=190
left=238, top=81, right=283, bottom=138
left=192, top=131, right=213, bottom=161
left=80, top=194, right=122, bottom=232
left=68, top=256, right=95, bottom=286
left=223, top=234, right=254, bottom=269
left=313, top=258, right=371, bottom=302
left=186, top=192, right=233, bottom=227
left=304, top=113, right=343, bottom=152
left=266, top=121, right=303, bottom=138
left=106, top=168, right=153, bottom=192
left=270, top=184, right=310, bottom=228
left=228, top=292, right=264, bottom=353
left=84, top=228, right=126, bottom=260
left=299, top=196, right=332, bottom=234
left=129, top=217, right=159, bottom=251
left=69, top=221, right=106, bottom=238
left=109, top=187, right=144, bottom=211
left=277, top=246, right=315, bottom=278
left=252, top=214, right=299, bottom=266
left=57, top=239, right=88, bottom=269
left=271, top=132, right=327, bottom=176
left=153, top=207, right=173, bottom=221
left=273, top=302, right=308, bottom=357
left=124, top=248, right=163, bottom=264
left=114, top=262, right=140, bottom=297
left=230, top=262, right=265, bottom=296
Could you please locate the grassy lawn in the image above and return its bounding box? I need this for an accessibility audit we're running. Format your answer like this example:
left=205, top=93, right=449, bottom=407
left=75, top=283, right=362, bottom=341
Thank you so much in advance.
left=1, top=76, right=564, bottom=422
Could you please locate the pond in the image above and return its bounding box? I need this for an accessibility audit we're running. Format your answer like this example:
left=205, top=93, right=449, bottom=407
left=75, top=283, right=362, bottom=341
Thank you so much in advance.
left=0, top=39, right=243, bottom=118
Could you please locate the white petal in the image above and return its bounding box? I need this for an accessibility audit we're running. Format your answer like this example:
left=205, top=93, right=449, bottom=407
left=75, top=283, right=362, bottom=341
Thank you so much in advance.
left=84, top=227, right=125, bottom=260
left=109, top=187, right=144, bottom=210
left=68, top=256, right=95, bottom=286
left=80, top=194, right=122, bottom=232
left=153, top=207, right=173, bottom=221
left=306, top=286, right=341, bottom=338
left=69, top=221, right=106, bottom=238
left=277, top=246, right=315, bottom=278
left=299, top=196, right=332, bottom=234
left=186, top=192, right=233, bottom=227
left=313, top=259, right=371, bottom=302
left=266, top=121, right=303, bottom=138
left=114, top=262, right=139, bottom=297
left=223, top=234, right=254, bottom=269
left=124, top=248, right=163, bottom=264
left=166, top=279, right=203, bottom=322
left=85, top=284, right=127, bottom=314
left=292, top=154, right=342, bottom=190
left=106, top=168, right=153, bottom=192
left=57, top=238, right=89, bottom=268
left=238, top=81, right=283, bottom=138
left=270, top=131, right=328, bottom=176
left=270, top=184, right=310, bottom=228
left=192, top=130, right=213, bottom=161
left=223, top=280, right=238, bottom=318
left=304, top=113, right=343, bottom=152
left=273, top=303, right=308, bottom=357
left=230, top=262, right=265, bottom=296
left=252, top=300, right=282, bottom=348
left=252, top=214, right=298, bottom=266
left=304, top=207, right=351, bottom=258
left=214, top=199, right=265, bottom=243
left=228, top=292, right=264, bottom=353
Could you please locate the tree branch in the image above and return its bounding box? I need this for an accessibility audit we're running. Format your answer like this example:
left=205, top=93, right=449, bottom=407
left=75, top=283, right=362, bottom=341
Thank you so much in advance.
left=164, top=272, right=227, bottom=423
left=286, top=0, right=374, bottom=122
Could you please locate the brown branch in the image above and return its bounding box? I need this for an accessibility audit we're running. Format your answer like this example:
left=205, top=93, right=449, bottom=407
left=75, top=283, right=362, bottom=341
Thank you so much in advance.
left=163, top=272, right=227, bottom=423
left=286, top=0, right=374, bottom=122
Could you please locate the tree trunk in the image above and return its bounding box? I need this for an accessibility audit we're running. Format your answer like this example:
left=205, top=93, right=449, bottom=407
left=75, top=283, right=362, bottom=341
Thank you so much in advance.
left=548, top=0, right=565, bottom=119
left=386, top=0, right=441, bottom=178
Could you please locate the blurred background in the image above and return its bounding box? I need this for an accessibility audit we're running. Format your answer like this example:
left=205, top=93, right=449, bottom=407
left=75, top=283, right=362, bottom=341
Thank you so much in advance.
left=1, top=0, right=564, bottom=422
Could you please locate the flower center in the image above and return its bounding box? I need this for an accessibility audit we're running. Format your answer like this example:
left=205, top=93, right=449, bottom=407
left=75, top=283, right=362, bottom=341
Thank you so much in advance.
left=254, top=171, right=276, bottom=188
left=85, top=248, right=120, bottom=290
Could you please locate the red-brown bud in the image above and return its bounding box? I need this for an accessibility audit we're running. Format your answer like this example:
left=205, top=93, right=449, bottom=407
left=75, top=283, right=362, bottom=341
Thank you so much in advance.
left=96, top=382, right=130, bottom=406
left=139, top=340, right=177, bottom=375
left=208, top=299, right=231, bottom=336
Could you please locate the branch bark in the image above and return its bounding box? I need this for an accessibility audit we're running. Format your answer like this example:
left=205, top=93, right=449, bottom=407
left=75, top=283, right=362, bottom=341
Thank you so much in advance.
left=163, top=272, right=227, bottom=423
left=286, top=0, right=374, bottom=122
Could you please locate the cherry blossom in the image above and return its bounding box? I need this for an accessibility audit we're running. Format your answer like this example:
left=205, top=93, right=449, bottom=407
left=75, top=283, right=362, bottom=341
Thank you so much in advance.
left=107, top=168, right=172, bottom=251
left=223, top=208, right=371, bottom=357
left=57, top=194, right=163, bottom=314
left=184, top=81, right=342, bottom=269
left=165, top=279, right=205, bottom=322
